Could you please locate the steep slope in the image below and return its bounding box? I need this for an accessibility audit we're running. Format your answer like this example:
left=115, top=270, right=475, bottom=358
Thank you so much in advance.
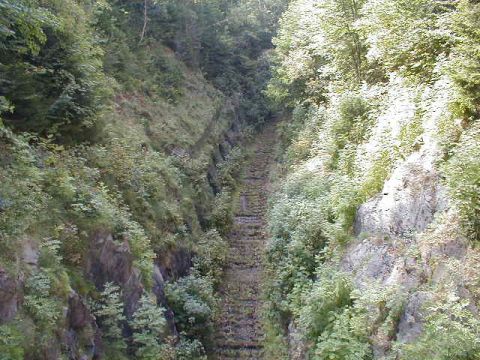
left=263, top=1, right=480, bottom=359
left=0, top=61, right=243, bottom=359
left=214, top=123, right=278, bottom=359
left=0, top=1, right=289, bottom=359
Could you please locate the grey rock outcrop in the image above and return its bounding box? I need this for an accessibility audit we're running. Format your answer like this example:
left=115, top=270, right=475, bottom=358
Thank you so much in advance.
left=0, top=267, right=19, bottom=323
left=396, top=291, right=432, bottom=344
left=66, top=292, right=102, bottom=360
left=86, top=231, right=144, bottom=318
left=153, top=264, right=178, bottom=335
left=355, top=151, right=446, bottom=238
left=344, top=143, right=449, bottom=350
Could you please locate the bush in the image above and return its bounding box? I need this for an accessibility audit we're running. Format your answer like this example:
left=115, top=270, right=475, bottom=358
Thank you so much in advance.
left=360, top=0, right=452, bottom=81
left=130, top=293, right=168, bottom=360
left=94, top=282, right=127, bottom=358
left=298, top=267, right=353, bottom=340
left=314, top=309, right=372, bottom=360
left=24, top=272, right=63, bottom=332
left=397, top=293, right=480, bottom=359
left=209, top=190, right=235, bottom=236
left=448, top=1, right=480, bottom=120
left=335, top=96, right=371, bottom=147
left=193, top=229, right=228, bottom=286
left=165, top=274, right=216, bottom=342
left=442, top=124, right=480, bottom=242
left=175, top=337, right=208, bottom=360
left=359, top=150, right=394, bottom=200
left=0, top=323, right=25, bottom=360
left=1, top=0, right=110, bottom=139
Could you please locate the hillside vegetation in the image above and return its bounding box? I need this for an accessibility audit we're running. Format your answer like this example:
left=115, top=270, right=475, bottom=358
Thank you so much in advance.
left=264, top=0, right=480, bottom=359
left=2, top=0, right=480, bottom=359
left=0, top=1, right=287, bottom=359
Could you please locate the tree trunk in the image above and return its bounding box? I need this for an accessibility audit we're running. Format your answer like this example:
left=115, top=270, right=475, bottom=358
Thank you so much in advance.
left=140, top=0, right=148, bottom=43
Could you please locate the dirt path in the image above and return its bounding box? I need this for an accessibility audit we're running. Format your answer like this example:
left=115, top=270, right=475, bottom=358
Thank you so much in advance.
left=214, top=123, right=277, bottom=359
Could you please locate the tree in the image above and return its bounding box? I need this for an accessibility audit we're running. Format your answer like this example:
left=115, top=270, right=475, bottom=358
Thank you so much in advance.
left=95, top=283, right=127, bottom=357
left=0, top=0, right=109, bottom=140
left=130, top=294, right=167, bottom=359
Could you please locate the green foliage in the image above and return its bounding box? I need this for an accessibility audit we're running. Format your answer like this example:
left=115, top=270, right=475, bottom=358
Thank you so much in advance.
left=318, top=0, right=368, bottom=84
left=360, top=0, right=453, bottom=81
left=397, top=111, right=424, bottom=157
left=0, top=0, right=289, bottom=357
left=24, top=271, right=63, bottom=329
left=397, top=293, right=480, bottom=359
left=0, top=323, right=24, bottom=360
left=217, top=147, right=246, bottom=189
left=359, top=150, right=393, bottom=200
left=193, top=229, right=228, bottom=286
left=314, top=309, right=372, bottom=360
left=442, top=124, right=480, bottom=242
left=265, top=0, right=480, bottom=358
left=0, top=130, right=48, bottom=255
left=329, top=95, right=372, bottom=169
left=312, top=309, right=373, bottom=360
left=174, top=337, right=208, bottom=360
left=447, top=0, right=480, bottom=120
left=1, top=0, right=110, bottom=138
left=0, top=0, right=287, bottom=139
left=298, top=268, right=353, bottom=340
left=131, top=293, right=168, bottom=360
left=283, top=105, right=324, bottom=164
left=267, top=0, right=368, bottom=107
left=0, top=0, right=56, bottom=55
left=95, top=282, right=128, bottom=358
left=209, top=190, right=235, bottom=236
left=165, top=274, right=216, bottom=342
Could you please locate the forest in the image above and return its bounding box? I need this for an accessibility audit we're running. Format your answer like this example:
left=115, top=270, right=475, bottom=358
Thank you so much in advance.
left=0, top=0, right=480, bottom=359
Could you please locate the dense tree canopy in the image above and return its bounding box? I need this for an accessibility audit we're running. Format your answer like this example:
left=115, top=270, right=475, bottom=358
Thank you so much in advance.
left=0, top=0, right=288, bottom=138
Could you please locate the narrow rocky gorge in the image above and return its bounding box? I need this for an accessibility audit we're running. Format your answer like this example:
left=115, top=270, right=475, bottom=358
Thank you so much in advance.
left=214, top=124, right=277, bottom=359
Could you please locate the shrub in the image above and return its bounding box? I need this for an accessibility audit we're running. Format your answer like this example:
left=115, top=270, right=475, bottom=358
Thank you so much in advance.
left=209, top=190, right=235, bottom=236
left=94, top=282, right=127, bottom=358
left=130, top=293, right=168, bottom=360
left=314, top=309, right=372, bottom=360
left=448, top=0, right=480, bottom=120
left=1, top=0, right=110, bottom=138
left=193, top=229, right=228, bottom=286
left=359, top=150, right=394, bottom=200
left=442, top=124, right=480, bottom=242
left=397, top=293, right=480, bottom=359
left=335, top=96, right=371, bottom=146
left=360, top=0, right=453, bottom=81
left=165, top=275, right=216, bottom=342
left=298, top=267, right=353, bottom=340
left=175, top=337, right=208, bottom=360
left=24, top=272, right=63, bottom=331
left=217, top=146, right=245, bottom=189
left=0, top=323, right=25, bottom=360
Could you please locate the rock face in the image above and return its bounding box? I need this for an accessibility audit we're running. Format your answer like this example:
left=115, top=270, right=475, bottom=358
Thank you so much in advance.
left=66, top=292, right=102, bottom=360
left=86, top=231, right=144, bottom=318
left=152, top=264, right=177, bottom=335
left=343, top=143, right=450, bottom=351
left=355, top=151, right=446, bottom=238
left=396, top=291, right=432, bottom=344
left=157, top=248, right=192, bottom=281
left=0, top=268, right=19, bottom=323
